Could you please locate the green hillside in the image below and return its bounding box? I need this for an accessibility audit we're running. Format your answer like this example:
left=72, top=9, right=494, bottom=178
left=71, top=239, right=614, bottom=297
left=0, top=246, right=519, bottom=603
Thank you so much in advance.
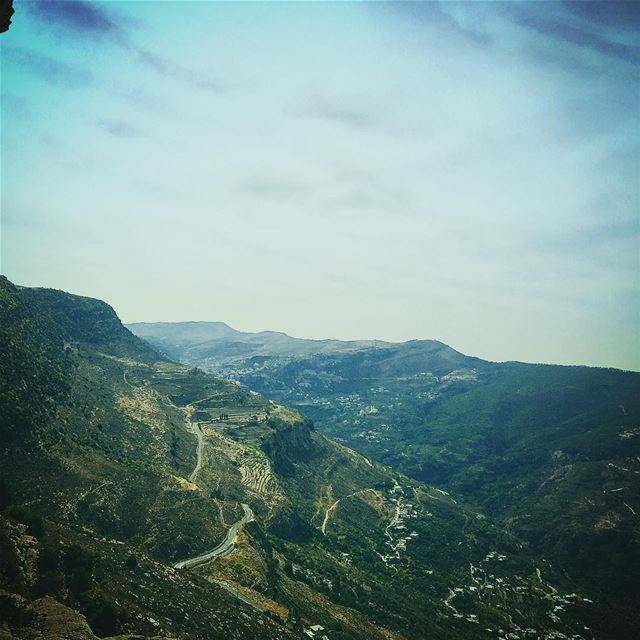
left=128, top=320, right=640, bottom=638
left=0, top=277, right=618, bottom=639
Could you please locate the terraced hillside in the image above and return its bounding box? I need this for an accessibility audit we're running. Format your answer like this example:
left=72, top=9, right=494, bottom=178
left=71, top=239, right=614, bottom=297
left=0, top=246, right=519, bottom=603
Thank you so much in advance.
left=129, top=321, right=640, bottom=638
left=0, top=278, right=629, bottom=639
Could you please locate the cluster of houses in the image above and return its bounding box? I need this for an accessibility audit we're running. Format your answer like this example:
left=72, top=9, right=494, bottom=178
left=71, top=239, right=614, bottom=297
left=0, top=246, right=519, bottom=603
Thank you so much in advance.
left=377, top=483, right=419, bottom=567
left=358, top=405, right=379, bottom=416
left=331, top=393, right=361, bottom=410
left=618, top=426, right=640, bottom=439
left=304, top=623, right=328, bottom=639
left=443, top=550, right=594, bottom=640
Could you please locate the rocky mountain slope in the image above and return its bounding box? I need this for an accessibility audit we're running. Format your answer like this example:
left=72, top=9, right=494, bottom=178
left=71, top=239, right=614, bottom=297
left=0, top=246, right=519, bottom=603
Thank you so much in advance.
left=0, top=279, right=631, bottom=638
left=128, top=321, right=640, bottom=638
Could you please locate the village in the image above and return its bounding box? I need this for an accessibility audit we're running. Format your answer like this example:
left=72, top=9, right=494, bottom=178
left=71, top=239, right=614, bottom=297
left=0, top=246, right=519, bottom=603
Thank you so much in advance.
left=443, top=550, right=594, bottom=640
left=376, top=482, right=420, bottom=568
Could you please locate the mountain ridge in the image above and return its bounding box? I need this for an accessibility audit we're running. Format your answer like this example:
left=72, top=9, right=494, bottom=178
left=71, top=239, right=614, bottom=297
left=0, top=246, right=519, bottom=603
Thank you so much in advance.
left=129, top=317, right=640, bottom=638
left=1, top=276, right=621, bottom=639
left=127, top=320, right=636, bottom=372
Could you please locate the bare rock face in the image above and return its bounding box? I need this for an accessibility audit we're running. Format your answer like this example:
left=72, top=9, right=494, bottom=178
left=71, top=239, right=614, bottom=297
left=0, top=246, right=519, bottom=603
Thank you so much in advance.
left=0, top=595, right=170, bottom=640
left=11, top=596, right=97, bottom=639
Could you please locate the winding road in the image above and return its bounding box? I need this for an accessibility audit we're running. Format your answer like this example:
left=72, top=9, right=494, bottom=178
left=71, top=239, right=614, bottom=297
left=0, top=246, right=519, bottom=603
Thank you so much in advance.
left=212, top=579, right=265, bottom=612
left=174, top=408, right=255, bottom=570
left=321, top=488, right=376, bottom=535
left=174, top=503, right=255, bottom=570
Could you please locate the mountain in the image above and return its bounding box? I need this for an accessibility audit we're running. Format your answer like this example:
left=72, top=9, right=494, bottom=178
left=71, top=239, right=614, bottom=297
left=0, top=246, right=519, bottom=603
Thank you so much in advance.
left=128, top=320, right=640, bottom=637
left=0, top=278, right=616, bottom=639
left=128, top=321, right=392, bottom=364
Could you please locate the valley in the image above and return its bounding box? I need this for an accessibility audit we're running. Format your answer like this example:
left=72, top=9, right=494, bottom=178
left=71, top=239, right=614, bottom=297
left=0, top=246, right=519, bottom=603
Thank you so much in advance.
left=0, top=277, right=612, bottom=639
left=4, top=0, right=636, bottom=637
left=129, top=321, right=640, bottom=638
left=0, top=279, right=636, bottom=639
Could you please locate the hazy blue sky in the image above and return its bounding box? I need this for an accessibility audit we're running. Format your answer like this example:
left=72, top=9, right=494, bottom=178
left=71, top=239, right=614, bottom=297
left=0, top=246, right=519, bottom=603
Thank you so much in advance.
left=1, top=1, right=638, bottom=370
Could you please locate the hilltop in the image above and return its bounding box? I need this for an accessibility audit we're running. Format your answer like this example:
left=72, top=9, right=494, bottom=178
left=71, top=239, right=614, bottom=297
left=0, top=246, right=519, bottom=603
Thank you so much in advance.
left=128, top=321, right=393, bottom=364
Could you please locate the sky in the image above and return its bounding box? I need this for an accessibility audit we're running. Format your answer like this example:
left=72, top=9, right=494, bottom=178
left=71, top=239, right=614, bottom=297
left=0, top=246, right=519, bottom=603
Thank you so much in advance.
left=1, top=0, right=639, bottom=371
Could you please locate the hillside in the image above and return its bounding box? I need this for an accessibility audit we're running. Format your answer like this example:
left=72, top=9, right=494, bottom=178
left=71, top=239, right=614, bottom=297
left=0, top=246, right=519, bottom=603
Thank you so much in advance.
left=0, top=277, right=616, bottom=639
left=128, top=320, right=640, bottom=637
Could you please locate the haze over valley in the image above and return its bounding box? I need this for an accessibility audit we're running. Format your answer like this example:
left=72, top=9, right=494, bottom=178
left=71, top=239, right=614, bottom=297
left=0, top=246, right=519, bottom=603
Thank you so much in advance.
left=1, top=1, right=638, bottom=639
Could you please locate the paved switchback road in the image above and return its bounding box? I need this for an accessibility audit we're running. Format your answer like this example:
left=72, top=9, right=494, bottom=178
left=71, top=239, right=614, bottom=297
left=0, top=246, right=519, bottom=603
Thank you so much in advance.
left=173, top=503, right=255, bottom=570
left=176, top=403, right=254, bottom=570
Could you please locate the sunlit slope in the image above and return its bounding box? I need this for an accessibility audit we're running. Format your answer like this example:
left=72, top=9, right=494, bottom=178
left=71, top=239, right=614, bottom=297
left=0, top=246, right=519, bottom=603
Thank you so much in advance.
left=130, top=319, right=640, bottom=637
left=0, top=277, right=625, bottom=639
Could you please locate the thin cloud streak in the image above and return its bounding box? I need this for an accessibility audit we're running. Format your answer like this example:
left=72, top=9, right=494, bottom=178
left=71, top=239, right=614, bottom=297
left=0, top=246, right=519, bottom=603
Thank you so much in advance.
left=127, top=44, right=223, bottom=93
left=513, top=9, right=640, bottom=64
left=3, top=45, right=92, bottom=87
left=26, top=0, right=223, bottom=92
left=291, top=103, right=374, bottom=129
left=28, top=0, right=118, bottom=35
left=380, top=0, right=493, bottom=46
left=96, top=117, right=145, bottom=139
left=563, top=0, right=640, bottom=31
